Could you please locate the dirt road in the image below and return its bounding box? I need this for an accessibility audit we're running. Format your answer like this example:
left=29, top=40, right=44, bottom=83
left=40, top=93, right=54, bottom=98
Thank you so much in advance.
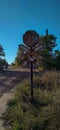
left=0, top=68, right=30, bottom=96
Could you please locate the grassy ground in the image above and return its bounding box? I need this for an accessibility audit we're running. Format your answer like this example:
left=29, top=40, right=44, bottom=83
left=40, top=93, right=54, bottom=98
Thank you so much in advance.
left=2, top=70, right=60, bottom=130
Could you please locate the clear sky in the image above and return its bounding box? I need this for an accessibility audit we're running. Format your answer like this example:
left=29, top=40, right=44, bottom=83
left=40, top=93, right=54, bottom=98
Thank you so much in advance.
left=0, top=0, right=60, bottom=64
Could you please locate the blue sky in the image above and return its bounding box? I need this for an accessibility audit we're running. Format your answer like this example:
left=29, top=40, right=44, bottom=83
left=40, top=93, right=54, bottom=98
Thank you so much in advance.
left=0, top=0, right=60, bottom=64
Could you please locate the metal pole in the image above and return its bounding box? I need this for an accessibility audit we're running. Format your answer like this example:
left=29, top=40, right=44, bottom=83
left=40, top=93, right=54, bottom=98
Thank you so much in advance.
left=30, top=61, right=33, bottom=98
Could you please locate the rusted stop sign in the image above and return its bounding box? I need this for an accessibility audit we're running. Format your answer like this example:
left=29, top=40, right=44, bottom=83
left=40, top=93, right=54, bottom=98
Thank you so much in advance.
left=23, top=30, right=39, bottom=47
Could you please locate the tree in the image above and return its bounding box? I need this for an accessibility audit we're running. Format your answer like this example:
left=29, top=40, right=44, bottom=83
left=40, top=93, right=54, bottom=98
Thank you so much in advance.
left=15, top=45, right=23, bottom=67
left=0, top=44, right=8, bottom=70
left=38, top=31, right=57, bottom=69
left=54, top=50, right=60, bottom=70
left=2, top=59, right=8, bottom=69
left=0, top=44, right=5, bottom=57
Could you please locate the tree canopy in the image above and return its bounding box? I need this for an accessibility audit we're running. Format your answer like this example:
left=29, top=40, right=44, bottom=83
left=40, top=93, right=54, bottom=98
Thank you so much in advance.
left=0, top=44, right=5, bottom=57
left=38, top=34, right=57, bottom=69
left=0, top=44, right=8, bottom=70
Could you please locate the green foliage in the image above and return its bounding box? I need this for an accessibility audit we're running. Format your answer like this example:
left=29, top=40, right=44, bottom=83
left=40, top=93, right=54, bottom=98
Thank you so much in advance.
left=0, top=44, right=5, bottom=57
left=38, top=34, right=57, bottom=69
left=2, top=71, right=60, bottom=130
left=0, top=44, right=8, bottom=70
left=15, top=45, right=23, bottom=67
left=54, top=50, right=60, bottom=70
left=40, top=34, right=57, bottom=52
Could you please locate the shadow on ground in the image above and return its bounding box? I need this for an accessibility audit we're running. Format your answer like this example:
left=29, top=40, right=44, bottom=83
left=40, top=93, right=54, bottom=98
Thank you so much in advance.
left=0, top=69, right=30, bottom=95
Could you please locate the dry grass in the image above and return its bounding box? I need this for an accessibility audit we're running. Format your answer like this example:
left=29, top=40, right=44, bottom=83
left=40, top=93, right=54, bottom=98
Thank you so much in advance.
left=41, top=70, right=60, bottom=90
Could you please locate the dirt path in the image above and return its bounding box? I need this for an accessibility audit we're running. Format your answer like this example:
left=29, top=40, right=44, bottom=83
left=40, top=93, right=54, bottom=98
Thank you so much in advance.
left=0, top=68, right=30, bottom=130
left=0, top=92, right=14, bottom=130
left=0, top=68, right=30, bottom=95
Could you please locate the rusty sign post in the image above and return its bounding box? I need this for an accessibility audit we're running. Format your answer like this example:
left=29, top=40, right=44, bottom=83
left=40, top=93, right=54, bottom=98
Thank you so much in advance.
left=23, top=31, right=39, bottom=98
left=30, top=60, right=33, bottom=97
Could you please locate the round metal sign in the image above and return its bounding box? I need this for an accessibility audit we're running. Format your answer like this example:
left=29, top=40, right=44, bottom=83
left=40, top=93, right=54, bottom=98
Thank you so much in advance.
left=23, top=30, right=39, bottom=47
